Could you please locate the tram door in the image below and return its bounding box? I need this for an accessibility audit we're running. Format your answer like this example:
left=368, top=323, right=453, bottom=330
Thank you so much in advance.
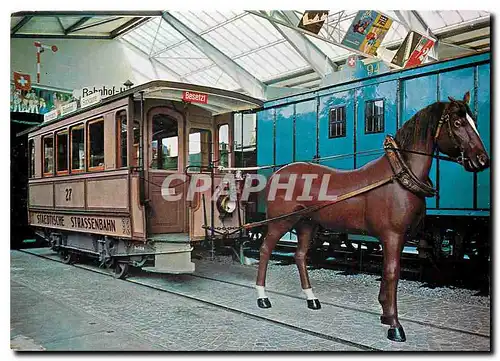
left=147, top=108, right=187, bottom=234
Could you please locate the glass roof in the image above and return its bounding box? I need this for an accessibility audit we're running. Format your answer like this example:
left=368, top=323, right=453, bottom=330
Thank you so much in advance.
left=118, top=10, right=490, bottom=94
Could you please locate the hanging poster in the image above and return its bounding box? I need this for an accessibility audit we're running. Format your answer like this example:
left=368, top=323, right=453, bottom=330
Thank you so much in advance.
left=297, top=11, right=329, bottom=34
left=11, top=82, right=74, bottom=115
left=341, top=10, right=393, bottom=56
left=391, top=31, right=435, bottom=68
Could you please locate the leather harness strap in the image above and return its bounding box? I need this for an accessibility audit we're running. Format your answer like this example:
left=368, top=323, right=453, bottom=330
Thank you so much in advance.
left=383, top=135, right=437, bottom=198
left=242, top=176, right=394, bottom=230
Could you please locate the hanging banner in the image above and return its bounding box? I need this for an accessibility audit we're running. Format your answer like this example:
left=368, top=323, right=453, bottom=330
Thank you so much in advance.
left=297, top=11, right=329, bottom=34
left=13, top=72, right=32, bottom=91
left=391, top=31, right=435, bottom=68
left=341, top=10, right=393, bottom=56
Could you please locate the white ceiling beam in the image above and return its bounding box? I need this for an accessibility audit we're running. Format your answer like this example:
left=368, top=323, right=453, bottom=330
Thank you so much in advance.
left=120, top=39, right=184, bottom=82
left=246, top=10, right=399, bottom=69
left=161, top=11, right=267, bottom=99
left=268, top=11, right=338, bottom=76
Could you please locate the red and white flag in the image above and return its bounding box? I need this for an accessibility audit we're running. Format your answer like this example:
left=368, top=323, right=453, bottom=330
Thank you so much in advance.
left=13, top=72, right=32, bottom=91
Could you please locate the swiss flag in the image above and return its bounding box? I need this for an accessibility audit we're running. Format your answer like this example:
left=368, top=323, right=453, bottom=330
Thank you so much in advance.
left=13, top=72, right=32, bottom=91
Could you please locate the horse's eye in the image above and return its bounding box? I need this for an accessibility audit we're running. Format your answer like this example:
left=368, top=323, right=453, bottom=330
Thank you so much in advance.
left=453, top=120, right=462, bottom=128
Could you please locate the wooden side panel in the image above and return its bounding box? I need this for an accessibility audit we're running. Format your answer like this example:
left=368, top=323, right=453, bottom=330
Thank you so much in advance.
left=54, top=181, right=85, bottom=208
left=86, top=177, right=129, bottom=211
left=149, top=172, right=186, bottom=234
left=29, top=183, right=54, bottom=208
left=104, top=111, right=116, bottom=170
left=130, top=174, right=145, bottom=237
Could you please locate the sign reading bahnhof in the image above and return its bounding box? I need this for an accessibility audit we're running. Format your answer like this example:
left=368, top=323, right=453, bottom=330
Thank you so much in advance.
left=29, top=212, right=132, bottom=238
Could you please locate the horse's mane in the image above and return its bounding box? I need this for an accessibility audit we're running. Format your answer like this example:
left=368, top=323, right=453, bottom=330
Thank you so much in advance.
left=395, top=102, right=446, bottom=150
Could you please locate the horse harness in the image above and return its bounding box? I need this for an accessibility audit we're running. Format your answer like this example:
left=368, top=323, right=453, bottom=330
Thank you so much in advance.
left=213, top=107, right=457, bottom=232
left=383, top=136, right=436, bottom=198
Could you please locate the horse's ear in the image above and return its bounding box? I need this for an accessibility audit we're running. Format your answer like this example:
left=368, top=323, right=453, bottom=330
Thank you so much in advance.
left=463, top=91, right=471, bottom=104
left=448, top=96, right=457, bottom=103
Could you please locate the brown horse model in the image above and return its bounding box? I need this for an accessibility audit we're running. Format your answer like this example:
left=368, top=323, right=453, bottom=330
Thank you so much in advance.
left=254, top=92, right=489, bottom=342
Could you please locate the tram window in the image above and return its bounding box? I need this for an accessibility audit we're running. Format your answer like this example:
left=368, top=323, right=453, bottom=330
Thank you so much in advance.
left=329, top=106, right=346, bottom=138
left=365, top=99, right=384, bottom=134
left=28, top=139, right=35, bottom=178
left=131, top=121, right=140, bottom=167
left=71, top=125, right=85, bottom=172
left=42, top=136, right=54, bottom=176
left=116, top=110, right=127, bottom=168
left=218, top=124, right=229, bottom=168
left=188, top=128, right=212, bottom=172
left=56, top=130, right=68, bottom=174
left=88, top=119, right=105, bottom=171
left=151, top=114, right=178, bottom=170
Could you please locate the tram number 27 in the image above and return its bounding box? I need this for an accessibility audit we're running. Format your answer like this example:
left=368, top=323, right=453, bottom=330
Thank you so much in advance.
left=65, top=188, right=72, bottom=201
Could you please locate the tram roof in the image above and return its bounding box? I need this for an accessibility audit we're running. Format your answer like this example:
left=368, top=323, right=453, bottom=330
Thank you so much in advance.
left=17, top=80, right=264, bottom=136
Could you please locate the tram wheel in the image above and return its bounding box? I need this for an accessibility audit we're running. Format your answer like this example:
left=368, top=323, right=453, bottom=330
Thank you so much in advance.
left=113, top=262, right=129, bottom=280
left=60, top=250, right=75, bottom=265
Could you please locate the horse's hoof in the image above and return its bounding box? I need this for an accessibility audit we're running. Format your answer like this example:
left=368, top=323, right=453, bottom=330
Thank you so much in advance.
left=380, top=315, right=393, bottom=325
left=257, top=298, right=272, bottom=308
left=387, top=326, right=406, bottom=342
left=307, top=299, right=321, bottom=310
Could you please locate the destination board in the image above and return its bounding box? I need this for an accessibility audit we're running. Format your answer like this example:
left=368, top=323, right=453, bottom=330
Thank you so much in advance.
left=29, top=211, right=132, bottom=238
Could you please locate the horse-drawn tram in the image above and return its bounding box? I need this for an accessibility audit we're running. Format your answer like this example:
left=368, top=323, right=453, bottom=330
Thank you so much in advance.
left=25, top=81, right=262, bottom=277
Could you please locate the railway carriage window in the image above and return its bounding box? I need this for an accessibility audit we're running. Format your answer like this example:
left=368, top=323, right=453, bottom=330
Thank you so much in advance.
left=56, top=131, right=68, bottom=174
left=365, top=99, right=384, bottom=134
left=151, top=114, right=178, bottom=170
left=131, top=121, right=140, bottom=167
left=71, top=125, right=85, bottom=172
left=88, top=119, right=105, bottom=171
left=116, top=110, right=127, bottom=168
left=28, top=139, right=35, bottom=178
left=188, top=128, right=212, bottom=172
left=218, top=124, right=229, bottom=168
left=42, top=136, right=54, bottom=176
left=329, top=106, right=346, bottom=138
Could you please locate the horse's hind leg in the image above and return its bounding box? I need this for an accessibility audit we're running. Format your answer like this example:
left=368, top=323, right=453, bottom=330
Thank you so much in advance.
left=295, top=221, right=321, bottom=310
left=255, top=219, right=294, bottom=309
left=379, top=232, right=406, bottom=342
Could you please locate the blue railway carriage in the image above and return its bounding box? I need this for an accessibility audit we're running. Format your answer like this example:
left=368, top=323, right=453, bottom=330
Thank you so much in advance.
left=255, top=52, right=491, bottom=261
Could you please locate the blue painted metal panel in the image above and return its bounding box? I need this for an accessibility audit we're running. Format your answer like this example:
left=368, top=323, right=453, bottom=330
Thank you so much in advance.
left=268, top=53, right=489, bottom=110
left=477, top=64, right=491, bottom=209
left=256, top=108, right=275, bottom=167
left=438, top=68, right=475, bottom=209
left=256, top=108, right=275, bottom=214
left=318, top=90, right=354, bottom=169
left=275, top=105, right=295, bottom=165
left=401, top=75, right=438, bottom=209
left=356, top=81, right=397, bottom=167
left=427, top=209, right=490, bottom=217
left=295, top=100, right=317, bottom=162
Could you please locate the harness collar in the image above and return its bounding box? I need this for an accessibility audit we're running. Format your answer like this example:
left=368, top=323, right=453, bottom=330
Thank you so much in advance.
left=384, top=136, right=437, bottom=198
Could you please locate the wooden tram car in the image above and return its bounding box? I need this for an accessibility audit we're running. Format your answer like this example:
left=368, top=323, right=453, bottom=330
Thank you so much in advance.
left=24, top=81, right=262, bottom=277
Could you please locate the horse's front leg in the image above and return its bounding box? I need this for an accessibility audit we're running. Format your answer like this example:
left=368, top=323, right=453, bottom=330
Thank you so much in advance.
left=379, top=232, right=406, bottom=342
left=255, top=220, right=291, bottom=308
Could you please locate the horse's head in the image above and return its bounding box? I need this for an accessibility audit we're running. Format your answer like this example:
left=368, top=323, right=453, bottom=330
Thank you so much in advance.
left=435, top=91, right=489, bottom=172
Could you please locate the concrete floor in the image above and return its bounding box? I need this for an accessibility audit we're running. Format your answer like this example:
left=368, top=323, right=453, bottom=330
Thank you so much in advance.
left=11, top=248, right=490, bottom=351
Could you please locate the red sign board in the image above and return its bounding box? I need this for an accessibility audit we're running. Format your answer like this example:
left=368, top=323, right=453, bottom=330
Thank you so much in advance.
left=405, top=37, right=435, bottom=68
left=13, top=72, right=32, bottom=91
left=182, top=91, right=208, bottom=104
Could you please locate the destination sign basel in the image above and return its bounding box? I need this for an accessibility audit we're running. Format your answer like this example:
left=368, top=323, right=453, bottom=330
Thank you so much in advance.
left=30, top=212, right=132, bottom=238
